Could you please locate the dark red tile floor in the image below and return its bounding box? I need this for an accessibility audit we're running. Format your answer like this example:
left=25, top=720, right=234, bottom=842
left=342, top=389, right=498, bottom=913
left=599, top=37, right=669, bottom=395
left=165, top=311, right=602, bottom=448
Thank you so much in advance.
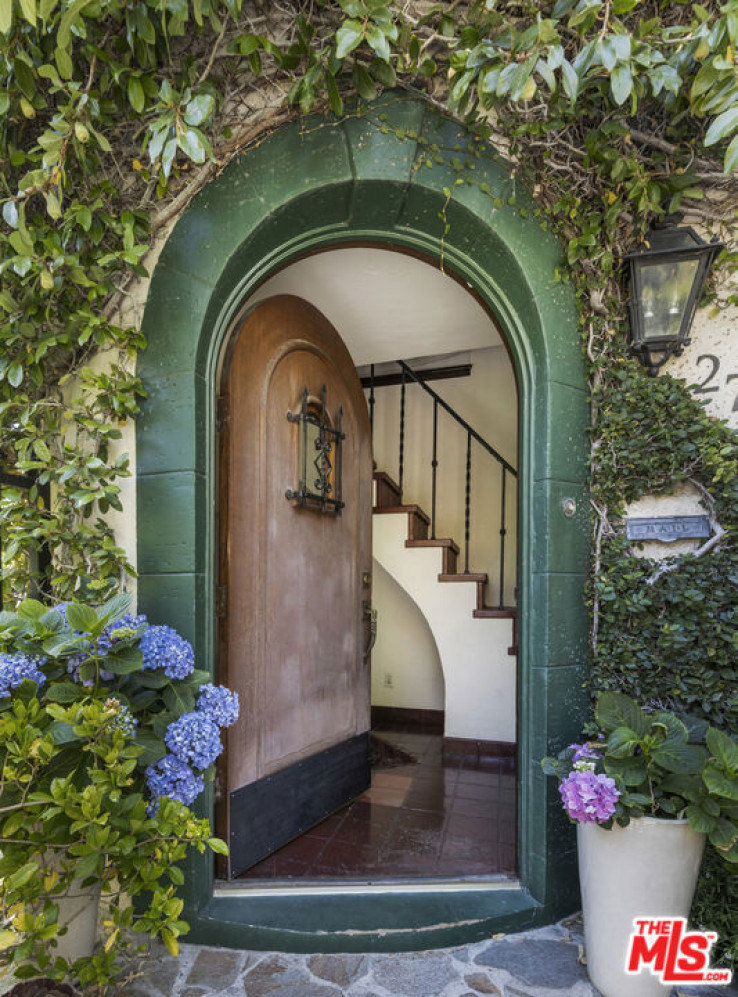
left=239, top=729, right=516, bottom=881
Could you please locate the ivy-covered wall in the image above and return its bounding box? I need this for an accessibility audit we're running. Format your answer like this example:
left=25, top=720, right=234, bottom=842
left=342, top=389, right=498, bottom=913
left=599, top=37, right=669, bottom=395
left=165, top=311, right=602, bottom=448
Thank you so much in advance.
left=1, top=0, right=736, bottom=963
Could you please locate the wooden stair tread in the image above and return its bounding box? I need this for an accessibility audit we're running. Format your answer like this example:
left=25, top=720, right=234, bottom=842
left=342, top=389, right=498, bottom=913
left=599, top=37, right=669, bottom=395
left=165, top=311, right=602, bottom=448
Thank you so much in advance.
left=373, top=504, right=430, bottom=523
left=406, top=538, right=459, bottom=554
left=438, top=572, right=488, bottom=583
left=473, top=606, right=517, bottom=619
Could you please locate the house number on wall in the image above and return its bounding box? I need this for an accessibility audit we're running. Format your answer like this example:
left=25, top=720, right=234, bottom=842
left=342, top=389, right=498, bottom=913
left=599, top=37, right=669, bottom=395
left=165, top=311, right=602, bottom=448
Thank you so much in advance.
left=666, top=323, right=738, bottom=432
left=692, top=354, right=738, bottom=413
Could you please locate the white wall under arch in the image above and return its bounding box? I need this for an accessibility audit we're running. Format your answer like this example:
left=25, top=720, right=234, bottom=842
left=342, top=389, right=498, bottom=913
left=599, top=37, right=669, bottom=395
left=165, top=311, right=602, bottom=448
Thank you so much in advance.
left=370, top=558, right=445, bottom=712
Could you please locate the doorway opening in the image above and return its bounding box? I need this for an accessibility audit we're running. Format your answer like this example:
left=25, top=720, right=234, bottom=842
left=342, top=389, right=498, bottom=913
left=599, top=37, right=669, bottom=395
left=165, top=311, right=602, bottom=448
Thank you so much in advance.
left=221, top=246, right=518, bottom=884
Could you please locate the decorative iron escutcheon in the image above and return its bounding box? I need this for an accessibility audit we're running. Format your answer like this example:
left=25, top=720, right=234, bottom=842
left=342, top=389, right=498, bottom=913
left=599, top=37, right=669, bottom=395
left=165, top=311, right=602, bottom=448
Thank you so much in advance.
left=285, top=385, right=345, bottom=513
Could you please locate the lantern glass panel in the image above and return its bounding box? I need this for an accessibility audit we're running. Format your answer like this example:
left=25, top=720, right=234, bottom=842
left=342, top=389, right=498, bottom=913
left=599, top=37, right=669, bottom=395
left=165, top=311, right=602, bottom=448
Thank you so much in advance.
left=636, top=257, right=699, bottom=342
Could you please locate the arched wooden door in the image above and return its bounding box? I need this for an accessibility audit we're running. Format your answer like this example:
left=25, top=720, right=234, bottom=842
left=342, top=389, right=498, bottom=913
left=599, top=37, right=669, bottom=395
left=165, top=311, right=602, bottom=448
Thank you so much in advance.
left=217, top=295, right=373, bottom=879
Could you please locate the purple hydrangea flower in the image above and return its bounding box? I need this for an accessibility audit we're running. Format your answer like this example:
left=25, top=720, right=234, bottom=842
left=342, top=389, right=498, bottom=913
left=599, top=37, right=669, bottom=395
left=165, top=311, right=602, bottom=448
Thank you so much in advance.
left=0, top=653, right=47, bottom=698
left=559, top=769, right=620, bottom=824
left=140, top=625, right=194, bottom=680
left=145, top=754, right=204, bottom=809
left=571, top=743, right=602, bottom=766
left=197, top=684, right=239, bottom=728
left=164, top=712, right=222, bottom=770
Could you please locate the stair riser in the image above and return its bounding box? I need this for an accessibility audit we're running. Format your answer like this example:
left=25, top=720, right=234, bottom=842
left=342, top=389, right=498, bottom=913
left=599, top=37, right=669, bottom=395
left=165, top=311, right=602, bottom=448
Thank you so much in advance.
left=409, top=511, right=428, bottom=541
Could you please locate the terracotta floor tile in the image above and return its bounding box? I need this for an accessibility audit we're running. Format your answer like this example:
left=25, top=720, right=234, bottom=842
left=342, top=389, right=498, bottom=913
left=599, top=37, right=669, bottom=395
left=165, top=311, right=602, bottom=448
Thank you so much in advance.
left=358, top=785, right=408, bottom=807
left=342, top=800, right=399, bottom=825
left=399, top=809, right=447, bottom=833
left=371, top=771, right=414, bottom=788
left=453, top=778, right=500, bottom=800
left=451, top=796, right=501, bottom=819
left=271, top=834, right=327, bottom=864
left=455, top=768, right=501, bottom=787
left=445, top=813, right=497, bottom=840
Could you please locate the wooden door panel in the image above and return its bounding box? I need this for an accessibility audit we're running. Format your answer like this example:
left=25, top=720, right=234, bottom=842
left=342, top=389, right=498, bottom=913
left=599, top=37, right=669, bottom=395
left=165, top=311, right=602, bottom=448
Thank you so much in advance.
left=218, top=295, right=373, bottom=877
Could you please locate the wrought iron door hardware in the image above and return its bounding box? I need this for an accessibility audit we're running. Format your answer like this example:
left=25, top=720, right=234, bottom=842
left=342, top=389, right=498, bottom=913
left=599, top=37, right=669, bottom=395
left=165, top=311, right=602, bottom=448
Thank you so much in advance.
left=285, top=385, right=345, bottom=513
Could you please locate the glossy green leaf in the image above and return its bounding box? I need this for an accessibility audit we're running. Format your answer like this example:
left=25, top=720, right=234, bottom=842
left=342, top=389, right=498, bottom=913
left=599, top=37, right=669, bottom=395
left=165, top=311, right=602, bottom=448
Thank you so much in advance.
left=7, top=362, right=23, bottom=388
left=3, top=200, right=19, bottom=228
left=178, top=128, right=206, bottom=163
left=610, top=63, right=633, bottom=105
left=0, top=0, right=12, bottom=33
left=19, top=0, right=36, bottom=26
left=335, top=18, right=363, bottom=59
left=65, top=602, right=99, bottom=633
left=707, top=727, right=738, bottom=772
left=724, top=133, right=738, bottom=174
left=560, top=58, right=578, bottom=101
left=652, top=742, right=707, bottom=775
left=597, top=693, right=649, bottom=738
left=352, top=63, right=377, bottom=100
left=128, top=76, right=145, bottom=113
left=705, top=106, right=738, bottom=147
left=366, top=24, right=390, bottom=62
left=184, top=93, right=215, bottom=127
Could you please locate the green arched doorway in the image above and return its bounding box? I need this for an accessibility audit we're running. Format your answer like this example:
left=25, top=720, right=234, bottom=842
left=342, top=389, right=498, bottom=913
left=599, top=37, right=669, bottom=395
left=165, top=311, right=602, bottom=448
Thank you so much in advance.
left=137, top=94, right=590, bottom=951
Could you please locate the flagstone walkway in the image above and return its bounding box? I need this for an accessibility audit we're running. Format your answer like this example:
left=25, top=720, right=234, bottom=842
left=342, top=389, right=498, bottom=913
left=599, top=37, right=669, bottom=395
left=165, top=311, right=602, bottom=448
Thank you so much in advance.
left=2, top=917, right=735, bottom=996
left=117, top=918, right=736, bottom=997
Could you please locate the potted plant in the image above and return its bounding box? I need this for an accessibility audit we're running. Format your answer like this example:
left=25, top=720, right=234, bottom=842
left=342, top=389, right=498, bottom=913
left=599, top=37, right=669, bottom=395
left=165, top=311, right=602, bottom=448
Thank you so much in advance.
left=0, top=594, right=239, bottom=992
left=543, top=691, right=738, bottom=997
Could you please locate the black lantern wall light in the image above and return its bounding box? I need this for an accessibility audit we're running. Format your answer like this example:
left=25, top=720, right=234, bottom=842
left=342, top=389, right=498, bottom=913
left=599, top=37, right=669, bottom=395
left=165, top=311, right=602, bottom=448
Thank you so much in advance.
left=624, top=224, right=724, bottom=376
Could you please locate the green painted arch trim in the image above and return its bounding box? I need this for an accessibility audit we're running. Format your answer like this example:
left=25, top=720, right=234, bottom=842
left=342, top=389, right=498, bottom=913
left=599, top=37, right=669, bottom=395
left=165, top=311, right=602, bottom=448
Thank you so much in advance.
left=137, top=93, right=590, bottom=950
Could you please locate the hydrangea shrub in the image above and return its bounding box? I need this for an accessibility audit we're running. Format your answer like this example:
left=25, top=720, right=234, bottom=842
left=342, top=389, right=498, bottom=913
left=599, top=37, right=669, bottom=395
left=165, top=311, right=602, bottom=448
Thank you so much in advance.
left=0, top=593, right=238, bottom=984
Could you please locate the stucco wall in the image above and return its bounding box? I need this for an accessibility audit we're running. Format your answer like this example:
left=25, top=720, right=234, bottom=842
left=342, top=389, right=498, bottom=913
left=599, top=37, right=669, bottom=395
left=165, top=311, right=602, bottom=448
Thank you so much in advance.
left=370, top=558, right=445, bottom=711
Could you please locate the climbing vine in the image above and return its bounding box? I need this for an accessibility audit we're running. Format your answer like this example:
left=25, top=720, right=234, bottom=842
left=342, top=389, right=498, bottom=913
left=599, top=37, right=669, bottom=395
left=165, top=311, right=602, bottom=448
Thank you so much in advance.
left=1, top=0, right=737, bottom=961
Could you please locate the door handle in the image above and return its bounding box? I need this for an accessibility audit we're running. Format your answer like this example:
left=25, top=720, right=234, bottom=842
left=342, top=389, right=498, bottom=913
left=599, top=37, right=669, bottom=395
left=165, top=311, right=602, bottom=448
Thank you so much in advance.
left=363, top=605, right=377, bottom=661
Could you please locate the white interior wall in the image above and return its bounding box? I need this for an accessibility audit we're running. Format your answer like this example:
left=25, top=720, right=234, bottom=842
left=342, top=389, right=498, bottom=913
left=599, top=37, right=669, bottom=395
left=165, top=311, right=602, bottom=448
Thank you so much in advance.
left=370, top=559, right=445, bottom=712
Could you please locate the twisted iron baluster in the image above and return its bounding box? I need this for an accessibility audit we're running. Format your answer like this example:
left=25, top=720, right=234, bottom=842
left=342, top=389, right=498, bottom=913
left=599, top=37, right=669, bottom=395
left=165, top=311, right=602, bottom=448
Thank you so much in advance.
left=464, top=431, right=471, bottom=574
left=369, top=363, right=375, bottom=438
left=431, top=398, right=438, bottom=539
left=499, top=467, right=507, bottom=608
left=398, top=368, right=406, bottom=504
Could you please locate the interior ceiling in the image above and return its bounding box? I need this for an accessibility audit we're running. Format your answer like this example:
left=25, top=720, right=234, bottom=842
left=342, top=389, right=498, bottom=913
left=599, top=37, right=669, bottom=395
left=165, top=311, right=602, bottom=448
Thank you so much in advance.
left=247, top=247, right=503, bottom=367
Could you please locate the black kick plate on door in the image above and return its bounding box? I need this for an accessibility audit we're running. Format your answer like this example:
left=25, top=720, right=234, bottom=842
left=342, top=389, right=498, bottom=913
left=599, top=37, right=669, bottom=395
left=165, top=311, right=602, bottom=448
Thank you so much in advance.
left=229, top=731, right=371, bottom=878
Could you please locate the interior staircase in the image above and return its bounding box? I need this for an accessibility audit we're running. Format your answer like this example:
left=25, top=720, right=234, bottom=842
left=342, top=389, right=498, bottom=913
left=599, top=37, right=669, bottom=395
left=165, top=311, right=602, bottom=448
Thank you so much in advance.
left=373, top=469, right=517, bottom=655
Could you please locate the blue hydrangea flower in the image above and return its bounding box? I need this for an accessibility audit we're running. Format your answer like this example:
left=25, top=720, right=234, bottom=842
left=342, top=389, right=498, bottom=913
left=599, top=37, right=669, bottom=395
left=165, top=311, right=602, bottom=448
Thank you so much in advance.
left=105, top=613, right=148, bottom=645
left=0, top=653, right=47, bottom=698
left=55, top=607, right=146, bottom=685
left=51, top=602, right=70, bottom=625
left=66, top=654, right=116, bottom=687
left=104, top=700, right=137, bottom=736
left=164, top=712, right=222, bottom=770
left=140, top=625, right=194, bottom=680
left=197, top=684, right=239, bottom=728
left=145, top=754, right=204, bottom=809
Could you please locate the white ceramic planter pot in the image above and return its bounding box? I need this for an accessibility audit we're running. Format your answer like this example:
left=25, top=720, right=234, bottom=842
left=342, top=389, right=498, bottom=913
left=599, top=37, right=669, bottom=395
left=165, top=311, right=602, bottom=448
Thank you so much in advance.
left=53, top=881, right=101, bottom=963
left=577, top=817, right=706, bottom=997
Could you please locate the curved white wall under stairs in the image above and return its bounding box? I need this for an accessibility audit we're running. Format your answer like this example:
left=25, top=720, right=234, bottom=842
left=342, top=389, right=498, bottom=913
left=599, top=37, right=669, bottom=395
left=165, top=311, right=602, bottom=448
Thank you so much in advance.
left=370, top=559, right=446, bottom=712
left=372, top=510, right=516, bottom=745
